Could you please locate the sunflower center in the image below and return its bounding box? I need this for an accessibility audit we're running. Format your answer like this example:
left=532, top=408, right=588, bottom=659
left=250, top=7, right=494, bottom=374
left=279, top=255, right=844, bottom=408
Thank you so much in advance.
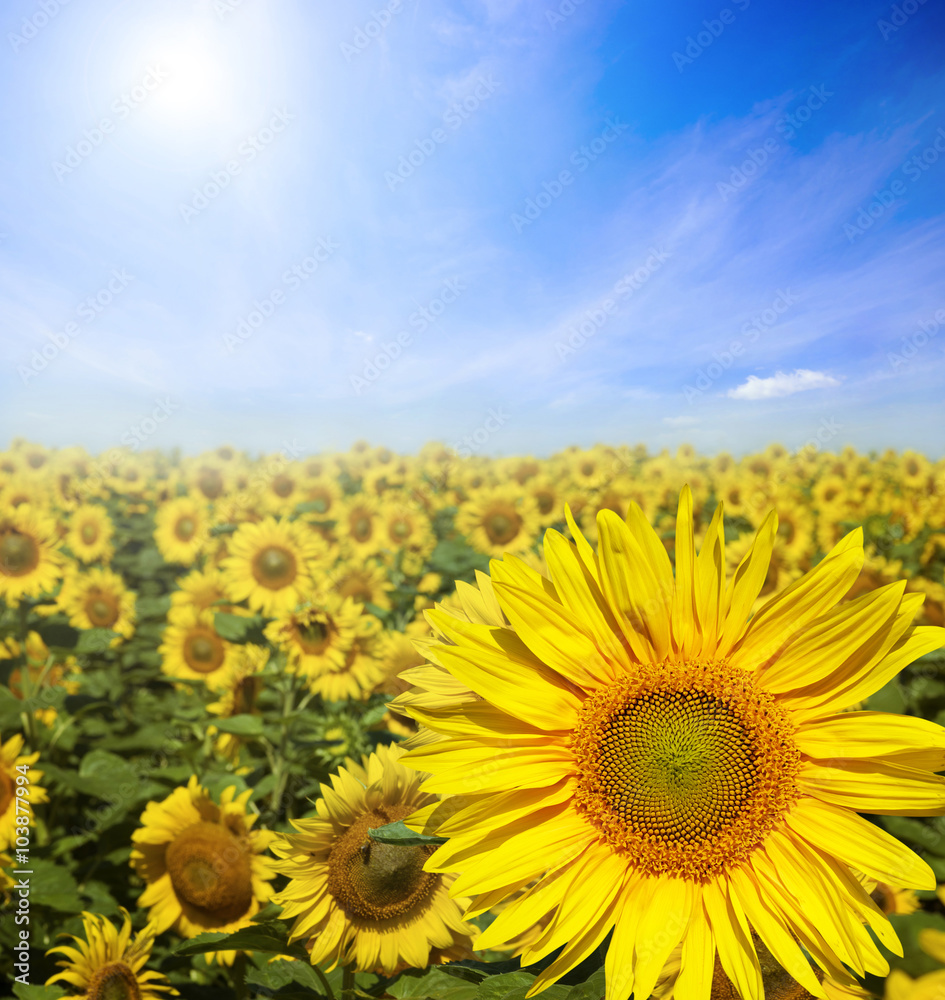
left=352, top=515, right=372, bottom=542
left=273, top=475, right=294, bottom=498
left=0, top=531, right=40, bottom=576
left=391, top=520, right=410, bottom=540
left=176, top=517, right=196, bottom=541
left=297, top=617, right=331, bottom=653
left=484, top=509, right=521, bottom=545
left=253, top=546, right=297, bottom=589
left=327, top=807, right=438, bottom=921
left=81, top=523, right=99, bottom=544
left=165, top=821, right=253, bottom=922
left=86, top=593, right=119, bottom=628
left=184, top=631, right=226, bottom=673
left=571, top=660, right=800, bottom=880
left=198, top=468, right=224, bottom=499
left=86, top=961, right=142, bottom=1000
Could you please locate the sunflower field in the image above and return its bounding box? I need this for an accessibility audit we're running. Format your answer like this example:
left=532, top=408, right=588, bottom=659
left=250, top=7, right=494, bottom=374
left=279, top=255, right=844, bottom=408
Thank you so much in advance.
left=3, top=438, right=945, bottom=1000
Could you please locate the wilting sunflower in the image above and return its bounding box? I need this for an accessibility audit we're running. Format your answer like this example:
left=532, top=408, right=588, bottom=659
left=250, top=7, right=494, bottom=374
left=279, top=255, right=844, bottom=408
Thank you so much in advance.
left=46, top=908, right=177, bottom=1000
left=65, top=503, right=115, bottom=564
left=159, top=607, right=240, bottom=689
left=454, top=486, right=541, bottom=559
left=58, top=566, right=136, bottom=642
left=130, top=776, right=277, bottom=965
left=222, top=516, right=328, bottom=616
left=0, top=732, right=48, bottom=851
left=402, top=488, right=945, bottom=1000
left=154, top=494, right=209, bottom=566
left=271, top=743, right=477, bottom=975
left=265, top=593, right=366, bottom=680
left=0, top=503, right=64, bottom=605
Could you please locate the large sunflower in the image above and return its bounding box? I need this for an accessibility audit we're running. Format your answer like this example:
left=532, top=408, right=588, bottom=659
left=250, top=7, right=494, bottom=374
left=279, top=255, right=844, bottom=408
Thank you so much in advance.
left=0, top=732, right=48, bottom=851
left=58, top=566, right=136, bottom=642
left=159, top=607, right=241, bottom=689
left=130, top=776, right=277, bottom=965
left=46, top=908, right=177, bottom=1000
left=154, top=494, right=209, bottom=566
left=222, top=516, right=328, bottom=616
left=402, top=488, right=945, bottom=1000
left=270, top=743, right=477, bottom=975
left=0, top=503, right=64, bottom=605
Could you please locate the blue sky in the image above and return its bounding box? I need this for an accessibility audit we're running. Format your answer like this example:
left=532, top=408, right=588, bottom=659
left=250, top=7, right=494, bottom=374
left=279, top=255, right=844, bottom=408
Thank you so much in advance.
left=1, top=0, right=944, bottom=458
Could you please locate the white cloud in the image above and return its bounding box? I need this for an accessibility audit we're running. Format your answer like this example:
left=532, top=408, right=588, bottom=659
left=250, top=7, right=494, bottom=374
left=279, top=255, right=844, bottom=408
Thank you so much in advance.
left=727, top=369, right=840, bottom=400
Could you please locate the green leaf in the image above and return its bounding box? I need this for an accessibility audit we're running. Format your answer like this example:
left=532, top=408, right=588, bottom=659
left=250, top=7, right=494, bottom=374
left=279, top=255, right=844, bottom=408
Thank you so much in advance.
left=369, top=819, right=447, bottom=847
left=75, top=628, right=119, bottom=654
left=247, top=959, right=329, bottom=995
left=210, top=522, right=239, bottom=536
left=565, top=967, right=606, bottom=1000
left=35, top=622, right=80, bottom=649
left=476, top=972, right=570, bottom=1000
left=889, top=910, right=945, bottom=977
left=24, top=858, right=83, bottom=911
left=135, top=595, right=171, bottom=619
left=214, top=612, right=253, bottom=641
left=0, top=686, right=25, bottom=729
left=295, top=500, right=332, bottom=515
left=389, top=968, right=480, bottom=1000
left=211, top=714, right=265, bottom=737
left=174, top=921, right=304, bottom=958
left=13, top=986, right=67, bottom=1000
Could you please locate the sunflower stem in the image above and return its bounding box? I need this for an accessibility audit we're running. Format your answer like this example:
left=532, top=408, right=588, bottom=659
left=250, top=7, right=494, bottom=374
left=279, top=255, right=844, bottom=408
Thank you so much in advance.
left=230, top=952, right=249, bottom=1000
left=311, top=962, right=337, bottom=1000
left=341, top=964, right=356, bottom=1000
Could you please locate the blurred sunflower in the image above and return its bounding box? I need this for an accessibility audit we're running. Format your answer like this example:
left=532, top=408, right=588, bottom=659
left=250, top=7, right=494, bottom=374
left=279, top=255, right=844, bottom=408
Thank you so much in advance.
left=168, top=566, right=247, bottom=621
left=159, top=607, right=240, bottom=689
left=271, top=743, right=477, bottom=975
left=65, top=503, right=115, bottom=564
left=265, top=593, right=364, bottom=680
left=154, top=494, right=209, bottom=566
left=0, top=503, right=64, bottom=605
left=46, top=908, right=177, bottom=1000
left=403, top=489, right=945, bottom=1000
left=206, top=645, right=270, bottom=762
left=130, top=776, right=277, bottom=965
left=331, top=561, right=394, bottom=611
left=338, top=496, right=383, bottom=558
left=222, top=516, right=328, bottom=616
left=2, top=631, right=79, bottom=726
left=0, top=732, right=48, bottom=851
left=454, top=486, right=541, bottom=558
left=58, top=566, right=136, bottom=642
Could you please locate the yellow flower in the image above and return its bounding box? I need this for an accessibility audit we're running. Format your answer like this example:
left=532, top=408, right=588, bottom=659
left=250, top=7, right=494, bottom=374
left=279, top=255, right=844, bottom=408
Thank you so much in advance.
left=265, top=593, right=365, bottom=680
left=330, top=560, right=394, bottom=611
left=271, top=743, right=477, bottom=975
left=0, top=732, right=48, bottom=852
left=0, top=503, right=64, bottom=605
left=58, top=566, right=137, bottom=642
left=154, top=494, right=209, bottom=566
left=158, top=607, right=241, bottom=689
left=402, top=488, right=945, bottom=1000
left=222, top=516, right=328, bottom=616
left=46, top=908, right=177, bottom=1000
left=130, top=776, right=277, bottom=965
left=454, top=486, right=541, bottom=558
left=65, top=503, right=115, bottom=564
left=207, top=644, right=270, bottom=761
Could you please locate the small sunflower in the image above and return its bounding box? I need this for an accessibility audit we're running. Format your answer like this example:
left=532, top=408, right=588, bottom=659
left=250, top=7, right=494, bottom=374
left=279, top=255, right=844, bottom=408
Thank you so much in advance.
left=159, top=607, right=241, bottom=689
left=222, top=516, right=328, bottom=616
left=338, top=496, right=383, bottom=558
left=154, top=494, right=209, bottom=566
left=0, top=503, right=64, bottom=605
left=207, top=644, right=270, bottom=761
left=454, top=486, right=541, bottom=559
left=264, top=594, right=366, bottom=681
left=0, top=732, right=48, bottom=851
left=130, top=776, right=277, bottom=964
left=46, top=908, right=177, bottom=1000
left=305, top=614, right=385, bottom=702
left=58, top=566, right=136, bottom=642
left=271, top=743, right=477, bottom=975
left=330, top=561, right=394, bottom=611
left=2, top=630, right=80, bottom=726
left=65, top=503, right=115, bottom=564
left=168, top=566, right=247, bottom=622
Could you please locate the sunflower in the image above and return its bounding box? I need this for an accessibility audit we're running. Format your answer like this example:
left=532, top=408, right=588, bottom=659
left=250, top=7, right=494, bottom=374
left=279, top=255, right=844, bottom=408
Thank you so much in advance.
left=65, top=503, right=115, bottom=564
left=168, top=566, right=247, bottom=622
left=46, top=908, right=177, bottom=1000
left=1, top=732, right=48, bottom=851
left=270, top=743, right=477, bottom=975
left=338, top=496, right=384, bottom=558
left=297, top=476, right=343, bottom=521
left=154, top=494, right=209, bottom=566
left=402, top=488, right=945, bottom=1000
left=2, top=630, right=80, bottom=726
left=222, top=516, right=328, bottom=616
left=206, top=644, right=270, bottom=761
left=330, top=560, right=394, bottom=611
left=454, top=486, right=541, bottom=559
left=376, top=502, right=435, bottom=566
left=159, top=607, right=241, bottom=689
left=58, top=566, right=136, bottom=642
left=0, top=503, right=64, bottom=605
left=304, top=613, right=386, bottom=702
left=265, top=594, right=365, bottom=680
left=130, top=775, right=277, bottom=964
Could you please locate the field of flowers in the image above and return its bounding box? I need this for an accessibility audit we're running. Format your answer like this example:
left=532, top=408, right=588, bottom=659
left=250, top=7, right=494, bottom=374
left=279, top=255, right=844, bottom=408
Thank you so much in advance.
left=2, top=438, right=945, bottom=1000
